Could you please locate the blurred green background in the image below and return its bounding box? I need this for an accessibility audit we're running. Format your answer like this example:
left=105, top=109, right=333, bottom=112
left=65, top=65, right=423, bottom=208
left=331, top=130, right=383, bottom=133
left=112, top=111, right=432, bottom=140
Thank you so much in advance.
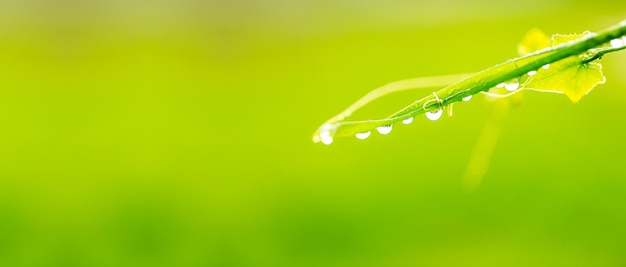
left=1, top=1, right=626, bottom=266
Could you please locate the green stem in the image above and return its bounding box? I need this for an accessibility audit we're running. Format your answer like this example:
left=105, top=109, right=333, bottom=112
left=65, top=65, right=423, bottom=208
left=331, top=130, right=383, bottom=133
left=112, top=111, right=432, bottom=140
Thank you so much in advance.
left=396, top=20, right=626, bottom=118
left=582, top=45, right=626, bottom=63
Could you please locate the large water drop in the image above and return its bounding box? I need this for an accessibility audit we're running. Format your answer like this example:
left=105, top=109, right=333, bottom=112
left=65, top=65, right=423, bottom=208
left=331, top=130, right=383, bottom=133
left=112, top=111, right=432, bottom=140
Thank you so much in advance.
left=320, top=131, right=333, bottom=145
left=355, top=131, right=371, bottom=140
left=376, top=125, right=393, bottom=135
left=504, top=80, right=519, bottom=91
left=426, top=109, right=443, bottom=121
left=611, top=38, right=624, bottom=48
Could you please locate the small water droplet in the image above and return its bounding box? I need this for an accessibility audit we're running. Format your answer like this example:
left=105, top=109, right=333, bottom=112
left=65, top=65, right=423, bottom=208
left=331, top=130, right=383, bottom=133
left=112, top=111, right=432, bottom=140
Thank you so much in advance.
left=527, top=70, right=537, bottom=76
left=425, top=109, right=443, bottom=121
left=355, top=131, right=371, bottom=140
left=320, top=131, right=333, bottom=145
left=504, top=80, right=519, bottom=91
left=317, top=124, right=336, bottom=145
left=610, top=38, right=624, bottom=48
left=402, top=117, right=414, bottom=124
left=376, top=125, right=393, bottom=135
left=542, top=64, right=550, bottom=69
left=496, top=83, right=505, bottom=88
left=462, top=95, right=472, bottom=102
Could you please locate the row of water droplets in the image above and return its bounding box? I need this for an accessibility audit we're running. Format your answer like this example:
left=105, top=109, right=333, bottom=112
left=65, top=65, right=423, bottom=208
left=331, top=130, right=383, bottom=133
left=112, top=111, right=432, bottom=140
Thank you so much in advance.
left=353, top=114, right=435, bottom=141
left=492, top=62, right=552, bottom=94
left=351, top=93, right=473, bottom=142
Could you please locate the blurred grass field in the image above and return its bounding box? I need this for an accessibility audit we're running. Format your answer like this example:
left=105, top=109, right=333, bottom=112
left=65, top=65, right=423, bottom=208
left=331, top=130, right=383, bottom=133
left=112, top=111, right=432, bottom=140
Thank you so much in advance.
left=1, top=1, right=626, bottom=266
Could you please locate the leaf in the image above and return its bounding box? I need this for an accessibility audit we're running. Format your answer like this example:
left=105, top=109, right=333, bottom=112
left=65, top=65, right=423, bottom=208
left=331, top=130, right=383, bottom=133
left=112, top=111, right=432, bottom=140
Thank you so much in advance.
left=523, top=31, right=605, bottom=103
left=552, top=32, right=591, bottom=46
left=525, top=57, right=604, bottom=103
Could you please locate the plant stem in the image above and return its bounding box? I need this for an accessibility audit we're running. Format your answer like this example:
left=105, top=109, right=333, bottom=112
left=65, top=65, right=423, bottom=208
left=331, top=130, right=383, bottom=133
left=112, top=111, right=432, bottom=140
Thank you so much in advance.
left=393, top=20, right=626, bottom=118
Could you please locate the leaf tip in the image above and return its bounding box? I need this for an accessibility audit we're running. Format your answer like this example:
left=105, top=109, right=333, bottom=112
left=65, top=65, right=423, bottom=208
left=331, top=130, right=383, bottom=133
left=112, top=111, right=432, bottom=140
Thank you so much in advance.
left=566, top=94, right=583, bottom=104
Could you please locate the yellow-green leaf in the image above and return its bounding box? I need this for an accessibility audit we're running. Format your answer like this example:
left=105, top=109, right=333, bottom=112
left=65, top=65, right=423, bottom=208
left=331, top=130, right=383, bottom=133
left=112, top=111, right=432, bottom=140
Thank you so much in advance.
left=552, top=32, right=592, bottom=46
left=523, top=31, right=605, bottom=103
left=525, top=57, right=604, bottom=103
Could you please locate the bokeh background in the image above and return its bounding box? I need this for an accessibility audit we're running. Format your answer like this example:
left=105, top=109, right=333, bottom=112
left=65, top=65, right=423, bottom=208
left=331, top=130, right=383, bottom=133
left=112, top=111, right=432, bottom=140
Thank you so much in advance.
left=1, top=0, right=626, bottom=266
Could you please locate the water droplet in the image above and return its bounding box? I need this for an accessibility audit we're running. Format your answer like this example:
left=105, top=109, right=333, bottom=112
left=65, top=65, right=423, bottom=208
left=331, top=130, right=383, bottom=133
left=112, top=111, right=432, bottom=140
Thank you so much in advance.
left=376, top=125, right=393, bottom=135
left=542, top=64, right=550, bottom=69
left=316, top=124, right=337, bottom=145
left=496, top=83, right=505, bottom=88
left=504, top=80, right=519, bottom=91
left=320, top=131, right=333, bottom=145
left=355, top=131, right=371, bottom=140
left=610, top=38, right=624, bottom=48
left=425, top=109, right=443, bottom=121
left=402, top=117, right=414, bottom=125
left=527, top=70, right=537, bottom=76
left=462, top=95, right=472, bottom=102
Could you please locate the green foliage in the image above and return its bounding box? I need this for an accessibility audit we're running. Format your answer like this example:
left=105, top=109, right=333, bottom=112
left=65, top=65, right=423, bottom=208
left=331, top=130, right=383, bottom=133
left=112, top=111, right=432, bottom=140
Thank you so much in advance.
left=313, top=20, right=626, bottom=144
left=523, top=31, right=605, bottom=103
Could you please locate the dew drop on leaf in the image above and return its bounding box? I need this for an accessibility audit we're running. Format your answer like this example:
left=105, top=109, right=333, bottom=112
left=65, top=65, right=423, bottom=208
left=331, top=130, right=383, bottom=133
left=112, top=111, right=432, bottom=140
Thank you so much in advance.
left=402, top=117, right=414, bottom=124
left=496, top=82, right=505, bottom=88
left=355, top=131, right=371, bottom=140
left=542, top=64, right=550, bottom=69
left=462, top=95, right=472, bottom=102
left=320, top=131, right=333, bottom=145
left=527, top=70, right=537, bottom=76
left=505, top=80, right=520, bottom=91
left=376, top=125, right=393, bottom=135
left=610, top=38, right=624, bottom=48
left=425, top=109, right=443, bottom=121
